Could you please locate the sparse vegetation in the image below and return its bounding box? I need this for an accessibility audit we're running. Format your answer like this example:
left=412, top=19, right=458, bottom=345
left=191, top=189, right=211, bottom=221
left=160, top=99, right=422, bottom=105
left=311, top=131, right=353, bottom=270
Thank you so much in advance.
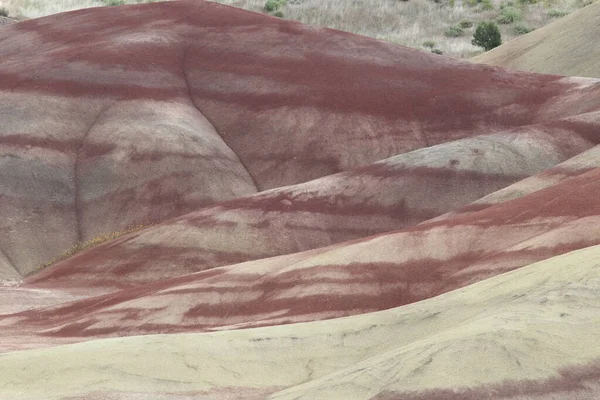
left=34, top=224, right=151, bottom=272
left=547, top=9, right=570, bottom=17
left=467, top=0, right=494, bottom=10
left=459, top=19, right=474, bottom=28
left=0, top=7, right=8, bottom=17
left=472, top=21, right=502, bottom=50
left=423, top=40, right=443, bottom=54
left=444, top=25, right=465, bottom=37
left=264, top=0, right=286, bottom=13
left=478, top=0, right=494, bottom=10
left=514, top=22, right=533, bottom=34
left=5, top=0, right=594, bottom=59
left=104, top=0, right=125, bottom=5
left=497, top=6, right=522, bottom=23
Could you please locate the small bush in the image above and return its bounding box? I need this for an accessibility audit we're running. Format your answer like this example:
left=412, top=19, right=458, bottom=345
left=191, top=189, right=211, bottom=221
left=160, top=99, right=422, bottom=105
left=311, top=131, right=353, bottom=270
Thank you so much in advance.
left=273, top=10, right=284, bottom=17
left=548, top=9, right=569, bottom=17
left=431, top=49, right=443, bottom=55
left=497, top=6, right=522, bottom=23
left=422, top=40, right=436, bottom=48
left=472, top=21, right=502, bottom=51
left=264, top=0, right=287, bottom=12
left=0, top=7, right=8, bottom=17
left=264, top=0, right=279, bottom=11
left=444, top=25, right=464, bottom=37
left=514, top=22, right=533, bottom=34
left=459, top=19, right=474, bottom=28
left=104, top=0, right=125, bottom=5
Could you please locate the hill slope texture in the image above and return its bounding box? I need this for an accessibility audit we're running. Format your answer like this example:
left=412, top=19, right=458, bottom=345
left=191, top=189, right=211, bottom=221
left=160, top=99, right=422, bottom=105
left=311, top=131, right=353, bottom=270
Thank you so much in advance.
left=1, top=1, right=600, bottom=399
left=472, top=1, right=600, bottom=78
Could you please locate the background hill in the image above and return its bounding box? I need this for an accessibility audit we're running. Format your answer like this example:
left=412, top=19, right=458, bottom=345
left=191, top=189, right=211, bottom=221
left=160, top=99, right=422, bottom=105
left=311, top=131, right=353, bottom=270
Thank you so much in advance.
left=472, top=1, right=600, bottom=78
left=0, top=0, right=596, bottom=58
left=1, top=0, right=598, bottom=278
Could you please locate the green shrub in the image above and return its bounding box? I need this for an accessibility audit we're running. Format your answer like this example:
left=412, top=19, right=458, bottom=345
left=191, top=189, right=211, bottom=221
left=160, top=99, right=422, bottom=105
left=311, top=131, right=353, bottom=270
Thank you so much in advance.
left=514, top=22, right=533, bottom=34
left=422, top=40, right=436, bottom=48
left=264, top=0, right=287, bottom=12
left=104, top=0, right=125, bottom=5
left=472, top=21, right=502, bottom=51
left=273, top=10, right=284, bottom=17
left=264, top=1, right=276, bottom=11
left=444, top=25, right=464, bottom=37
left=0, top=7, right=8, bottom=17
left=548, top=9, right=569, bottom=17
left=264, top=0, right=279, bottom=11
left=431, top=49, right=443, bottom=55
left=449, top=0, right=456, bottom=7
left=459, top=19, right=474, bottom=28
left=497, top=6, right=522, bottom=23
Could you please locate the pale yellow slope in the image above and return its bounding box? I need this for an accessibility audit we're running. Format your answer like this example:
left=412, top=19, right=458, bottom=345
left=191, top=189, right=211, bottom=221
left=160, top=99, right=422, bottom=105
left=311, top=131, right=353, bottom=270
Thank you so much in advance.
left=1, top=245, right=600, bottom=399
left=471, top=1, right=600, bottom=78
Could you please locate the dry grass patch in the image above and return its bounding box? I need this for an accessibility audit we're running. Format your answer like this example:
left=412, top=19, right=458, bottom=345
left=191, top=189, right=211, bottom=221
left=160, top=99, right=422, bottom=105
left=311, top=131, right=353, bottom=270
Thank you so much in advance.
left=33, top=224, right=151, bottom=273
left=1, top=0, right=596, bottom=57
left=212, top=0, right=593, bottom=58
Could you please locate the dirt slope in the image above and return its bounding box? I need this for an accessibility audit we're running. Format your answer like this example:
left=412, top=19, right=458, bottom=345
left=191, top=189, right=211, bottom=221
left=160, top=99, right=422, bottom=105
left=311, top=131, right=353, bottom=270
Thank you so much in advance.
left=3, top=162, right=600, bottom=345
left=2, top=1, right=600, bottom=277
left=1, top=245, right=599, bottom=399
left=1, top=2, right=600, bottom=399
left=471, top=2, right=600, bottom=78
left=20, top=128, right=595, bottom=292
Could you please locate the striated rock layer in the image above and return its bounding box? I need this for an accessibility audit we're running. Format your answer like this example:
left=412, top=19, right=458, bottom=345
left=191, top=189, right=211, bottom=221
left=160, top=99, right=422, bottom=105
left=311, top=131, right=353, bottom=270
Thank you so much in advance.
left=1, top=1, right=600, bottom=399
left=2, top=246, right=600, bottom=399
left=2, top=0, right=600, bottom=275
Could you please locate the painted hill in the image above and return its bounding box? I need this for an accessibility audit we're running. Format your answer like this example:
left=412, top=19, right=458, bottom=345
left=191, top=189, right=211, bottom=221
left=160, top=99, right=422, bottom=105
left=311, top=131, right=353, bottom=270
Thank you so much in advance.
left=20, top=128, right=595, bottom=292
left=2, top=246, right=600, bottom=399
left=1, top=0, right=600, bottom=278
left=1, top=1, right=600, bottom=399
left=472, top=1, right=600, bottom=78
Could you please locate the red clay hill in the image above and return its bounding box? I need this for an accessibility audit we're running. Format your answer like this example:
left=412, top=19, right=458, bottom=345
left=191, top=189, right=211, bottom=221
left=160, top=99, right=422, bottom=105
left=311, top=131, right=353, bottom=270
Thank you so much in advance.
left=1, top=1, right=600, bottom=399
left=1, top=0, right=600, bottom=277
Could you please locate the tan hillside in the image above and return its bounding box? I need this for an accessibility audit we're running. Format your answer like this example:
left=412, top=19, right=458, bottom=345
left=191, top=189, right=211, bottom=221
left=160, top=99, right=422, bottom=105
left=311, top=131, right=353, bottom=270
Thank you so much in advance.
left=472, top=1, right=600, bottom=78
